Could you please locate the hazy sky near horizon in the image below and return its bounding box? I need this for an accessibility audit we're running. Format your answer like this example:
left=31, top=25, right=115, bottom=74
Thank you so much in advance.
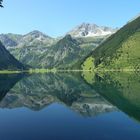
left=0, top=0, right=140, bottom=37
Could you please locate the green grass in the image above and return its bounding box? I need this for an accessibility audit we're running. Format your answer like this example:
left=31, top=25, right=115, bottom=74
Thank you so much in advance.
left=82, top=57, right=95, bottom=71
left=96, top=31, right=140, bottom=70
left=0, top=68, right=57, bottom=74
left=0, top=70, right=22, bottom=74
left=0, top=67, right=139, bottom=74
left=28, top=68, right=57, bottom=73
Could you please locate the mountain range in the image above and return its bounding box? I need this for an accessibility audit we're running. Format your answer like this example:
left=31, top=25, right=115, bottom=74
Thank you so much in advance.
left=2, top=15, right=140, bottom=71
left=0, top=30, right=55, bottom=48
left=0, top=23, right=117, bottom=69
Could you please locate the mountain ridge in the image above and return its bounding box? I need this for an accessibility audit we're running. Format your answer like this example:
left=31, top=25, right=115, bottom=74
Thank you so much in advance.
left=67, top=23, right=117, bottom=37
left=0, top=23, right=117, bottom=69
left=0, top=23, right=117, bottom=48
left=0, top=41, right=25, bottom=70
left=82, top=15, right=140, bottom=70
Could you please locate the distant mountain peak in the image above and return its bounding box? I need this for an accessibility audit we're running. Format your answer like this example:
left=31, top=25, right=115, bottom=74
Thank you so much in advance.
left=68, top=23, right=117, bottom=37
left=24, top=30, right=52, bottom=39
left=79, top=22, right=98, bottom=28
left=0, top=31, right=55, bottom=48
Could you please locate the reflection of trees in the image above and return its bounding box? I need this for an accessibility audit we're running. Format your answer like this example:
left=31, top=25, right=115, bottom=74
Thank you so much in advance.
left=0, top=74, right=25, bottom=101
left=0, top=73, right=115, bottom=117
left=83, top=72, right=140, bottom=122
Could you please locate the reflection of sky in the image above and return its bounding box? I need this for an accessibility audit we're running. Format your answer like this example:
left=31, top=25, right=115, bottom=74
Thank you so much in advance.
left=0, top=103, right=140, bottom=140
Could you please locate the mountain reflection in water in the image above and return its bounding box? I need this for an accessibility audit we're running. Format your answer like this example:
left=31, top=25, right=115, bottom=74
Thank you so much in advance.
left=0, top=73, right=116, bottom=117
left=0, top=72, right=140, bottom=140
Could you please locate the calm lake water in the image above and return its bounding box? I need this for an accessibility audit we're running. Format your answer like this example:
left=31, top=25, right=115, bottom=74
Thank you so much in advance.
left=0, top=72, right=140, bottom=140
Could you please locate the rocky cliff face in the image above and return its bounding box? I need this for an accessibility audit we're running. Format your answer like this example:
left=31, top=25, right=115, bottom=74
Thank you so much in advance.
left=68, top=23, right=117, bottom=37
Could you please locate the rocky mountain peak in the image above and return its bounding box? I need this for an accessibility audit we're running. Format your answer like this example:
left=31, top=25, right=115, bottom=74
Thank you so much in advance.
left=68, top=23, right=117, bottom=37
left=24, top=30, right=52, bottom=39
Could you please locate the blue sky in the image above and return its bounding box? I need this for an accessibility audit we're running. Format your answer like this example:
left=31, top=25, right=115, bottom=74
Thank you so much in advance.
left=0, top=0, right=140, bottom=37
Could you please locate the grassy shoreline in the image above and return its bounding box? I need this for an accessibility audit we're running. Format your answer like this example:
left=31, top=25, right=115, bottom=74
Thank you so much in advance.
left=0, top=68, right=139, bottom=74
left=0, top=70, right=22, bottom=74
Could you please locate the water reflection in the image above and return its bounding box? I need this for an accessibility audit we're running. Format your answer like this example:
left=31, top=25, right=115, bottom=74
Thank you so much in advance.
left=82, top=71, right=140, bottom=121
left=0, top=72, right=140, bottom=140
left=0, top=73, right=116, bottom=117
left=0, top=74, right=24, bottom=101
left=0, top=72, right=140, bottom=121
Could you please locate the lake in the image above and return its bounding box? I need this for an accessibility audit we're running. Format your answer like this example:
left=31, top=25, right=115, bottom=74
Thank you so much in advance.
left=0, top=72, right=140, bottom=140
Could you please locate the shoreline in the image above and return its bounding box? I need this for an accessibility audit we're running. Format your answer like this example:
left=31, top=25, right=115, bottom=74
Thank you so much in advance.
left=0, top=69, right=139, bottom=74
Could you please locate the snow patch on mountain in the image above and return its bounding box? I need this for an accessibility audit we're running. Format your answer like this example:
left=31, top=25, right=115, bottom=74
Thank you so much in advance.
left=68, top=23, right=118, bottom=37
